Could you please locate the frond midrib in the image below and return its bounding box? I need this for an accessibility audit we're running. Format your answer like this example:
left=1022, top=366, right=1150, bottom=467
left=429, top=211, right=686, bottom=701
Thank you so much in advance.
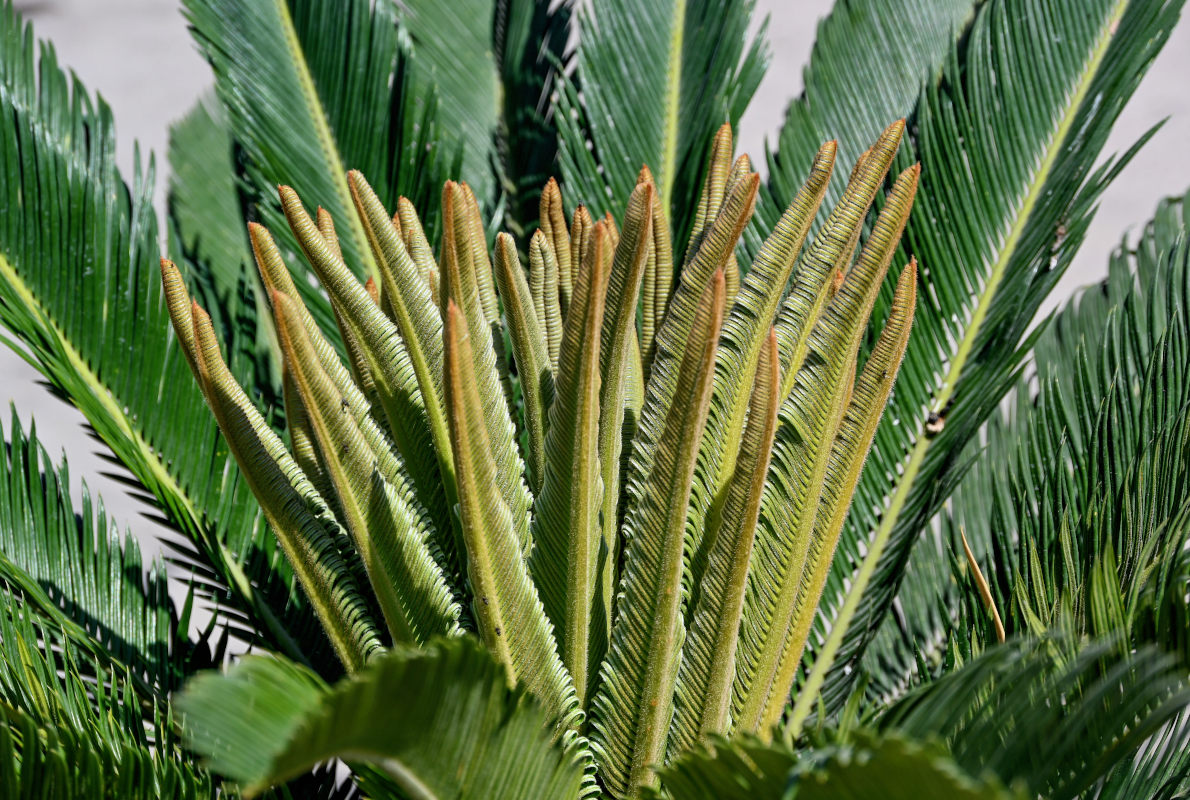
left=659, top=0, right=688, bottom=212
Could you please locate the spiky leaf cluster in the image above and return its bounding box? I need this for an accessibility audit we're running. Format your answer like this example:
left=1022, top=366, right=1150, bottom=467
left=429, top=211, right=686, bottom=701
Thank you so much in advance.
left=166, top=121, right=918, bottom=797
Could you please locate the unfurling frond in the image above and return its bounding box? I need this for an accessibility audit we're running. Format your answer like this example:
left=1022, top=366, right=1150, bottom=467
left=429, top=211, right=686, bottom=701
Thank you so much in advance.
left=170, top=122, right=916, bottom=799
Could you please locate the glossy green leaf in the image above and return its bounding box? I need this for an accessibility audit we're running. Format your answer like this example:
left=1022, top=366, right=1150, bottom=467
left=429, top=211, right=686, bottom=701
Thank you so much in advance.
left=179, top=638, right=585, bottom=799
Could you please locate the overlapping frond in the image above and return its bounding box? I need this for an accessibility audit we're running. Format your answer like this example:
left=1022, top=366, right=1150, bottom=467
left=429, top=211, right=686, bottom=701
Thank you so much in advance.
left=0, top=2, right=344, bottom=673
left=658, top=730, right=1022, bottom=800
left=444, top=300, right=579, bottom=725
left=592, top=270, right=726, bottom=796
left=0, top=417, right=219, bottom=797
left=163, top=263, right=385, bottom=671
left=493, top=232, right=554, bottom=490
left=0, top=611, right=219, bottom=799
left=751, top=0, right=977, bottom=254
left=730, top=124, right=916, bottom=739
left=440, top=182, right=535, bottom=554
left=804, top=0, right=1185, bottom=718
left=399, top=0, right=500, bottom=200
left=183, top=0, right=455, bottom=342
left=879, top=638, right=1190, bottom=800
left=866, top=187, right=1190, bottom=703
left=529, top=229, right=608, bottom=703
left=272, top=291, right=460, bottom=646
left=555, top=0, right=768, bottom=247
left=669, top=330, right=779, bottom=751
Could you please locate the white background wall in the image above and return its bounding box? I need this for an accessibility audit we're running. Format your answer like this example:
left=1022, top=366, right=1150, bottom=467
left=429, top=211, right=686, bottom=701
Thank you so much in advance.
left=5, top=0, right=1190, bottom=556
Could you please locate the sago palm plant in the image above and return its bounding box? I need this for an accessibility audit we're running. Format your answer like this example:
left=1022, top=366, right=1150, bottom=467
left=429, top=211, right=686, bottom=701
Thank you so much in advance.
left=1, top=0, right=1189, bottom=797
left=163, top=116, right=917, bottom=797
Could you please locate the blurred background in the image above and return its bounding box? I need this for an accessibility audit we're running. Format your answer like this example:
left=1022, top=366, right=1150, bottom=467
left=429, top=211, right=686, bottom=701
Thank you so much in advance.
left=5, top=0, right=1190, bottom=557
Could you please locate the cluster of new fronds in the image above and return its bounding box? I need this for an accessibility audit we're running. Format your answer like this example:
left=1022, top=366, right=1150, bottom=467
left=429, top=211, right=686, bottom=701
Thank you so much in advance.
left=162, top=120, right=918, bottom=798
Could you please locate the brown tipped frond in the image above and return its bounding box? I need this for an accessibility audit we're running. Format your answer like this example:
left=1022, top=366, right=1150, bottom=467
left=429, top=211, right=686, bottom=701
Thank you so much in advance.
left=530, top=236, right=608, bottom=705
left=785, top=259, right=917, bottom=736
left=570, top=204, right=595, bottom=286
left=272, top=289, right=460, bottom=646
left=671, top=328, right=780, bottom=754
left=443, top=300, right=579, bottom=726
left=773, top=118, right=905, bottom=399
left=178, top=291, right=381, bottom=673
left=277, top=185, right=461, bottom=572
left=493, top=233, right=554, bottom=494
left=441, top=182, right=534, bottom=557
left=395, top=196, right=440, bottom=304
left=540, top=177, right=574, bottom=311
left=530, top=229, right=565, bottom=371
left=592, top=269, right=727, bottom=797
left=685, top=123, right=735, bottom=263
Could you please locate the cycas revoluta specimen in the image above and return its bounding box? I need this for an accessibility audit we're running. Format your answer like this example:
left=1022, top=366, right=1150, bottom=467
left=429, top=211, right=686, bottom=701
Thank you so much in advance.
left=166, top=121, right=918, bottom=798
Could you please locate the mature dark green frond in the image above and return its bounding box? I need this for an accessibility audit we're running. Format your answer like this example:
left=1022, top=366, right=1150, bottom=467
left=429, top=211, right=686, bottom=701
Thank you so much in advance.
left=0, top=412, right=184, bottom=694
left=751, top=0, right=978, bottom=254
left=0, top=705, right=218, bottom=800
left=184, top=0, right=455, bottom=341
left=400, top=0, right=500, bottom=200
left=0, top=2, right=342, bottom=673
left=168, top=92, right=252, bottom=306
left=167, top=94, right=282, bottom=411
left=0, top=597, right=218, bottom=798
left=493, top=0, right=573, bottom=234
left=556, top=0, right=767, bottom=249
left=867, top=187, right=1190, bottom=700
left=179, top=637, right=586, bottom=799
left=654, top=733, right=795, bottom=799
left=1092, top=711, right=1190, bottom=800
left=878, top=638, right=1190, bottom=800
left=804, top=0, right=1185, bottom=718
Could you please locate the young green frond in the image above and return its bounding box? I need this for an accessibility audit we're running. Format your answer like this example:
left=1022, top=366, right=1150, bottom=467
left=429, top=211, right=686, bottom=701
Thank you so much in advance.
left=592, top=269, right=727, bottom=797
left=493, top=232, right=554, bottom=493
left=441, top=182, right=534, bottom=558
left=671, top=328, right=781, bottom=753
left=163, top=262, right=381, bottom=672
left=272, top=289, right=460, bottom=645
left=541, top=177, right=575, bottom=312
left=530, top=233, right=609, bottom=704
left=443, top=300, right=579, bottom=726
